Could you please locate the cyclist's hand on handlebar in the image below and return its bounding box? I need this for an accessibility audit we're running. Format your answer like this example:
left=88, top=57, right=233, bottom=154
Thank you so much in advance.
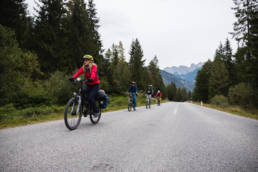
left=69, top=78, right=76, bottom=83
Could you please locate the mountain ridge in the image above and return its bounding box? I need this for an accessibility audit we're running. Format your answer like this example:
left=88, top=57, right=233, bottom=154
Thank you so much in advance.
left=164, top=62, right=204, bottom=75
left=159, top=70, right=194, bottom=91
left=160, top=62, right=204, bottom=91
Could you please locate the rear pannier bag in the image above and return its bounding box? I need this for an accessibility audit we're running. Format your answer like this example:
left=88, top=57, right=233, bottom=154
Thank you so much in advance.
left=96, top=89, right=109, bottom=108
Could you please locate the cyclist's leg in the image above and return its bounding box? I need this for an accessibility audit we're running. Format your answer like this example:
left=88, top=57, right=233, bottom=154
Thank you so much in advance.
left=132, top=93, right=136, bottom=107
left=148, top=94, right=151, bottom=103
left=82, top=85, right=90, bottom=102
left=88, top=84, right=100, bottom=113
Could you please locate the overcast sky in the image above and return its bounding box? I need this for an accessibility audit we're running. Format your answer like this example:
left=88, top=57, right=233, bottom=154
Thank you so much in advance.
left=26, top=0, right=237, bottom=69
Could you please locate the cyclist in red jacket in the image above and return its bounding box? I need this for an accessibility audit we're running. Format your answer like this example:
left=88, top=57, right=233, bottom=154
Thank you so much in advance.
left=155, top=90, right=162, bottom=98
left=155, top=90, right=162, bottom=105
left=70, top=55, right=100, bottom=117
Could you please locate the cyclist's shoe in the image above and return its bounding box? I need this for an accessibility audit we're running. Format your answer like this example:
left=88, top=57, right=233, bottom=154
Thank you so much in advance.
left=133, top=107, right=136, bottom=111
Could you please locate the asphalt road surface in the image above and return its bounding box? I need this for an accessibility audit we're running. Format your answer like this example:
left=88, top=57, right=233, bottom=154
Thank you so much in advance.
left=0, top=102, right=258, bottom=172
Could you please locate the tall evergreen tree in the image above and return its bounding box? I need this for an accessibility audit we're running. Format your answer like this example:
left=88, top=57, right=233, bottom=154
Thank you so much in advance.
left=116, top=42, right=131, bottom=92
left=86, top=0, right=103, bottom=69
left=148, top=56, right=166, bottom=96
left=63, top=0, right=103, bottom=74
left=33, top=0, right=66, bottom=74
left=223, top=39, right=236, bottom=86
left=209, top=58, right=230, bottom=99
left=166, top=82, right=177, bottom=101
left=193, top=60, right=213, bottom=102
left=232, top=0, right=258, bottom=107
left=231, top=0, right=257, bottom=46
left=129, top=38, right=145, bottom=90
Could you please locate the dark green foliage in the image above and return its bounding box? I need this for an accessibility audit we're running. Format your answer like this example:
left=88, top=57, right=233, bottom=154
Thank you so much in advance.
left=33, top=0, right=67, bottom=75
left=103, top=42, right=131, bottom=94
left=231, top=0, right=258, bottom=45
left=0, top=25, right=42, bottom=106
left=228, top=83, right=254, bottom=108
left=166, top=82, right=191, bottom=102
left=193, top=60, right=212, bottom=102
left=44, top=71, right=74, bottom=105
left=0, top=0, right=31, bottom=47
left=209, top=58, right=230, bottom=98
left=210, top=95, right=229, bottom=108
left=63, top=0, right=103, bottom=74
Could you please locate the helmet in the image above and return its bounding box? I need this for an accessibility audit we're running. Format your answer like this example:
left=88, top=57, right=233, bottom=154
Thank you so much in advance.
left=148, top=84, right=152, bottom=87
left=83, top=54, right=94, bottom=61
left=131, top=81, right=136, bottom=85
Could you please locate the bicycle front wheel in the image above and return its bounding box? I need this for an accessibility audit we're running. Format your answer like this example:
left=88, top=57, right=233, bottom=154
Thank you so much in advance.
left=64, top=97, right=82, bottom=130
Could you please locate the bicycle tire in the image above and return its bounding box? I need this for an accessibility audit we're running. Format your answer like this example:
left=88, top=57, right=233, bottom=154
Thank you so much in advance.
left=128, top=103, right=132, bottom=112
left=64, top=97, right=82, bottom=130
left=90, top=102, right=102, bottom=124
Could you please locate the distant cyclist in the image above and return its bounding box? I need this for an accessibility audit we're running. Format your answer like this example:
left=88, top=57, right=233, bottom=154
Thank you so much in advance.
left=127, top=81, right=138, bottom=110
left=145, top=85, right=153, bottom=106
left=145, top=84, right=153, bottom=97
left=155, top=90, right=162, bottom=105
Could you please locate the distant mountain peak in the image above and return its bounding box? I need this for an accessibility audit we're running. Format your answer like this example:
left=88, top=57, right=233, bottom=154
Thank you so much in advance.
left=163, top=62, right=204, bottom=75
left=162, top=62, right=204, bottom=90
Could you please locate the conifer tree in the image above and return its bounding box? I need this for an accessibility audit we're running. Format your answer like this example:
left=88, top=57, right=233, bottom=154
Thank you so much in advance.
left=129, top=39, right=145, bottom=90
left=148, top=56, right=166, bottom=96
left=209, top=58, right=230, bottom=99
left=33, top=0, right=66, bottom=74
left=86, top=0, right=103, bottom=68
left=231, top=0, right=257, bottom=46
left=193, top=60, right=213, bottom=102
left=166, top=82, right=177, bottom=101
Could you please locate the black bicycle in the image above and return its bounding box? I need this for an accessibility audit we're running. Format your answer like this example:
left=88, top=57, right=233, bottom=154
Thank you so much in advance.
left=146, top=94, right=151, bottom=109
left=64, top=78, right=102, bottom=130
left=157, top=98, right=161, bottom=106
left=128, top=93, right=136, bottom=112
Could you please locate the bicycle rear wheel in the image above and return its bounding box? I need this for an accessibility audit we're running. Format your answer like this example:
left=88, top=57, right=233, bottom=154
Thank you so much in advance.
left=90, top=102, right=102, bottom=124
left=64, top=97, right=82, bottom=130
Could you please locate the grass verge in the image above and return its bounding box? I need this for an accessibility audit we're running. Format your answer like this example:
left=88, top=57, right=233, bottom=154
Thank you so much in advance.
left=190, top=101, right=258, bottom=120
left=0, top=94, right=167, bottom=129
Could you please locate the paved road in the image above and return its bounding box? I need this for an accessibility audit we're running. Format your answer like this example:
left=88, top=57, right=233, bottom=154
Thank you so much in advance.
left=0, top=102, right=258, bottom=172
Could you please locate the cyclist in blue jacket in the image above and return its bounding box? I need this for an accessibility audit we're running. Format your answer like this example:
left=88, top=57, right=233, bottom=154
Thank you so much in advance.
left=127, top=81, right=138, bottom=110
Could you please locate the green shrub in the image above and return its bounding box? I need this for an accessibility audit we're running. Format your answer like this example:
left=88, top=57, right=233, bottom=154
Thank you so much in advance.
left=228, top=83, right=253, bottom=108
left=210, top=95, right=229, bottom=107
left=15, top=79, right=49, bottom=107
left=17, top=105, right=64, bottom=117
left=0, top=104, right=16, bottom=113
left=44, top=71, right=74, bottom=105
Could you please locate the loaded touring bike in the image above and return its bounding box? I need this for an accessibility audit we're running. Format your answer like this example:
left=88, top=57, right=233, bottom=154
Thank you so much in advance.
left=146, top=94, right=151, bottom=109
left=128, top=93, right=135, bottom=112
left=64, top=78, right=107, bottom=130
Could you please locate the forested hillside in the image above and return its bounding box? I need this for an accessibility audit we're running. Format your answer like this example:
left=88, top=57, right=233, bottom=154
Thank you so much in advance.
left=193, top=0, right=258, bottom=109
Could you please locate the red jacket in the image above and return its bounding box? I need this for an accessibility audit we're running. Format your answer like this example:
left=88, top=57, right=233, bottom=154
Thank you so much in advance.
left=155, top=92, right=162, bottom=98
left=73, top=64, right=100, bottom=85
